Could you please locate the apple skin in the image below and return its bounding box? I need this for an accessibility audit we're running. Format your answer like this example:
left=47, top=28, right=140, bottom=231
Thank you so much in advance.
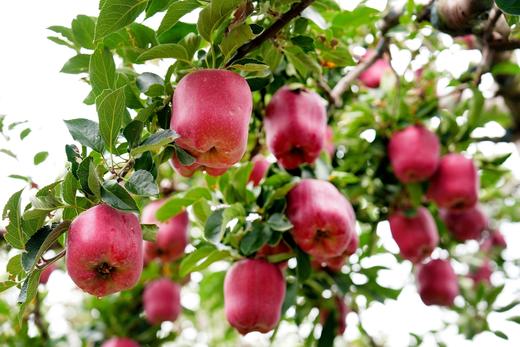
left=143, top=278, right=181, bottom=325
left=481, top=230, right=507, bottom=252
left=388, top=125, right=440, bottom=183
left=39, top=263, right=57, bottom=285
left=469, top=260, right=492, bottom=285
left=324, top=126, right=335, bottom=157
left=265, top=86, right=327, bottom=169
left=101, top=337, right=140, bottom=347
left=66, top=204, right=143, bottom=297
left=170, top=69, right=253, bottom=176
left=440, top=206, right=487, bottom=242
left=312, top=233, right=358, bottom=272
left=427, top=153, right=479, bottom=210
left=224, top=259, right=286, bottom=335
left=358, top=51, right=391, bottom=88
left=248, top=154, right=270, bottom=186
left=287, top=179, right=356, bottom=259
left=320, top=297, right=348, bottom=335
left=416, top=259, right=459, bottom=307
left=141, top=200, right=189, bottom=262
left=389, top=207, right=439, bottom=263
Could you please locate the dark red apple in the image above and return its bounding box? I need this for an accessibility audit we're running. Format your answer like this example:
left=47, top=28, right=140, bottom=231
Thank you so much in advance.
left=358, top=51, right=391, bottom=88
left=66, top=204, right=143, bottom=297
left=143, top=278, right=181, bottom=325
left=141, top=200, right=189, bottom=262
left=389, top=207, right=439, bottom=263
left=388, top=125, right=440, bottom=183
left=481, top=230, right=507, bottom=252
left=287, top=179, right=356, bottom=259
left=224, top=259, right=285, bottom=334
left=101, top=337, right=140, bottom=347
left=440, top=206, right=487, bottom=242
left=40, top=263, right=57, bottom=285
left=427, top=153, right=479, bottom=210
left=416, top=259, right=459, bottom=306
left=248, top=154, right=270, bottom=186
left=469, top=260, right=492, bottom=285
left=265, top=86, right=327, bottom=169
left=312, top=233, right=358, bottom=272
left=170, top=69, right=252, bottom=176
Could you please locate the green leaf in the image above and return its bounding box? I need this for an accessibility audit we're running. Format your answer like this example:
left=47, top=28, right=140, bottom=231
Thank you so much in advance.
left=89, top=46, right=116, bottom=95
left=158, top=0, right=201, bottom=35
left=131, top=129, right=179, bottom=156
left=174, top=145, right=196, bottom=165
left=0, top=148, right=17, bottom=159
left=204, top=209, right=225, bottom=242
left=95, top=0, right=148, bottom=41
left=20, top=128, right=31, bottom=140
left=7, top=254, right=24, bottom=279
left=125, top=170, right=159, bottom=196
left=156, top=197, right=193, bottom=221
left=142, top=223, right=159, bottom=241
left=0, top=281, right=17, bottom=293
left=34, top=151, right=49, bottom=165
left=495, top=300, right=520, bottom=313
left=17, top=269, right=42, bottom=325
left=137, top=43, right=190, bottom=62
left=197, top=0, right=242, bottom=42
left=508, top=316, right=520, bottom=324
left=192, top=199, right=212, bottom=225
left=239, top=222, right=271, bottom=255
left=496, top=0, right=520, bottom=15
left=284, top=45, right=321, bottom=77
left=493, top=331, right=508, bottom=340
left=291, top=35, right=315, bottom=53
left=71, top=15, right=96, bottom=49
left=101, top=180, right=139, bottom=212
left=267, top=213, right=293, bottom=232
left=123, top=120, right=144, bottom=149
left=3, top=190, right=25, bottom=249
left=62, top=171, right=78, bottom=206
left=146, top=0, right=174, bottom=18
left=61, top=54, right=91, bottom=74
left=318, top=309, right=336, bottom=347
left=295, top=247, right=311, bottom=282
left=179, top=244, right=230, bottom=277
left=96, top=87, right=126, bottom=153
left=64, top=118, right=104, bottom=153
left=220, top=23, right=254, bottom=61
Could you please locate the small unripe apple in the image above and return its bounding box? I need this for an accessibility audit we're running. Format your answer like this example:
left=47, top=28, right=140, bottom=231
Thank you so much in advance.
left=67, top=204, right=143, bottom=297
left=141, top=200, right=189, bottom=262
left=143, top=278, right=181, bottom=325
left=427, top=153, right=479, bottom=210
left=481, top=230, right=507, bottom=252
left=416, top=259, right=459, bottom=307
left=101, top=337, right=140, bottom=347
left=358, top=51, right=391, bottom=88
left=388, top=125, right=440, bottom=183
left=440, top=206, right=487, bottom=242
left=248, top=154, right=270, bottom=186
left=469, top=260, right=492, bottom=285
left=265, top=86, right=327, bottom=169
left=320, top=296, right=348, bottom=335
left=389, top=207, right=439, bottom=263
left=224, top=259, right=285, bottom=334
left=287, top=179, right=356, bottom=259
left=324, top=126, right=335, bottom=157
left=170, top=69, right=253, bottom=176
left=40, top=263, right=57, bottom=285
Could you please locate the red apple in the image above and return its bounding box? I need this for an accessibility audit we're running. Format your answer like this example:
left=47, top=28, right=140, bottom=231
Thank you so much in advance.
left=40, top=263, right=57, bottom=285
left=143, top=278, right=181, bottom=325
left=66, top=204, right=143, bottom=297
left=440, top=206, right=487, bottom=242
left=389, top=207, right=439, bottom=263
left=287, top=179, right=356, bottom=259
left=101, top=337, right=140, bottom=347
left=312, top=233, right=358, bottom=272
left=469, top=260, right=492, bottom=285
left=224, top=259, right=285, bottom=334
left=416, top=259, right=459, bottom=306
left=265, top=86, right=327, bottom=169
left=427, top=153, right=479, bottom=210
left=141, top=200, right=189, bottom=262
left=320, top=296, right=348, bottom=335
left=358, top=51, right=391, bottom=88
left=256, top=240, right=291, bottom=269
left=248, top=154, right=270, bottom=186
left=324, top=126, right=335, bottom=157
left=388, top=125, right=440, bottom=183
left=170, top=69, right=252, bottom=176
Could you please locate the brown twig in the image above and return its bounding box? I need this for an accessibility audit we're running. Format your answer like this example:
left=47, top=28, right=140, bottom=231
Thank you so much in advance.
left=489, top=39, right=520, bottom=51
left=225, top=0, right=316, bottom=66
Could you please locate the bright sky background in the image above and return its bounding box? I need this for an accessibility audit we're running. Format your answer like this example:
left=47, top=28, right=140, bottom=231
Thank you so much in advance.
left=1, top=1, right=519, bottom=346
